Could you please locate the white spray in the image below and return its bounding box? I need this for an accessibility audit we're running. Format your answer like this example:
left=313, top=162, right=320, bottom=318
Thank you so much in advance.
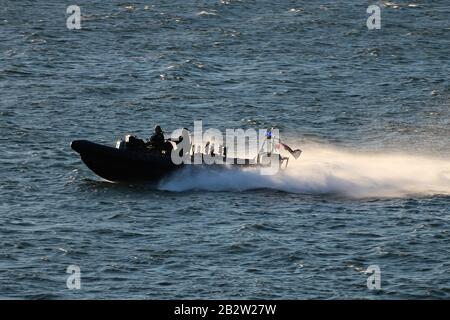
left=158, top=144, right=450, bottom=198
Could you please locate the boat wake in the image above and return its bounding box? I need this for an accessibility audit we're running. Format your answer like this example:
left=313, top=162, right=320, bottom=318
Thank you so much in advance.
left=158, top=144, right=450, bottom=198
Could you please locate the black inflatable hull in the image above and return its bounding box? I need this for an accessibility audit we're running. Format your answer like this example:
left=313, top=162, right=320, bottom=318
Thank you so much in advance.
left=71, top=140, right=182, bottom=182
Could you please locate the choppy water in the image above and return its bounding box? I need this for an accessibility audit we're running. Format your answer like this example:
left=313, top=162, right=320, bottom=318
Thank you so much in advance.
left=1, top=0, right=450, bottom=299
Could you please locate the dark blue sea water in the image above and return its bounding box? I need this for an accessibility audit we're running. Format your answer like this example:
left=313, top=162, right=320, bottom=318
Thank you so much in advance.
left=1, top=1, right=449, bottom=299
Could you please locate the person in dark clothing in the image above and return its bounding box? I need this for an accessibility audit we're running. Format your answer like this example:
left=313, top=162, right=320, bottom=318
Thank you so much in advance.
left=147, top=125, right=165, bottom=151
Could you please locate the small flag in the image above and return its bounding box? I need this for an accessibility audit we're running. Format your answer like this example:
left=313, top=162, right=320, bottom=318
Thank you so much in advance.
left=280, top=142, right=302, bottom=159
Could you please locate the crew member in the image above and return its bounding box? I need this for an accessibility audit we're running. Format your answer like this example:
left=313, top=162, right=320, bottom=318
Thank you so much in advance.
left=147, top=125, right=165, bottom=151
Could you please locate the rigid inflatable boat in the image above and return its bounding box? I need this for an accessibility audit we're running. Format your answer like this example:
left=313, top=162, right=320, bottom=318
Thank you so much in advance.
left=71, top=133, right=301, bottom=183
